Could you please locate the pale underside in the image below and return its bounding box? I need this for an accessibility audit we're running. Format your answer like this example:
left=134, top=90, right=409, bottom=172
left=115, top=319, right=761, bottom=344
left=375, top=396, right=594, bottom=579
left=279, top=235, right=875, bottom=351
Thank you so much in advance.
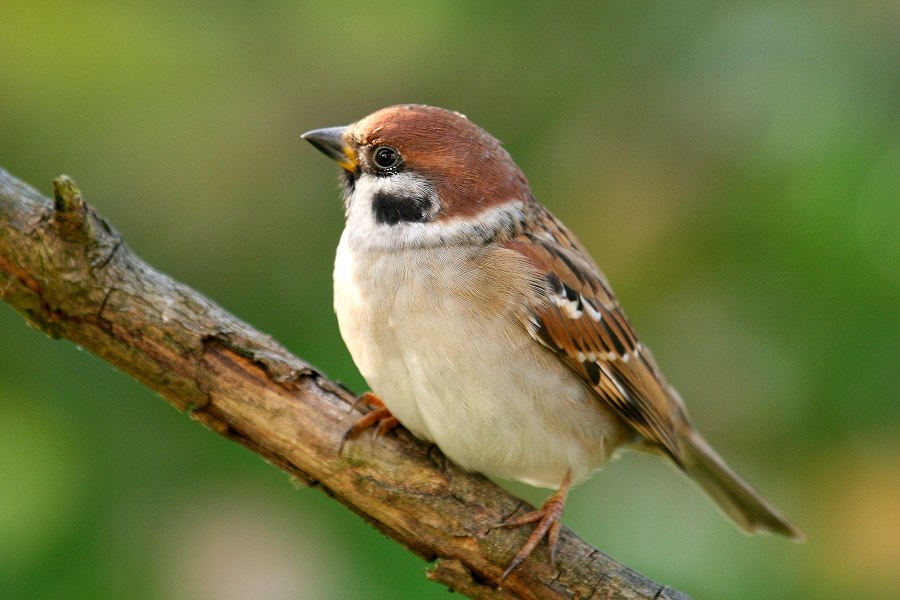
left=334, top=175, right=629, bottom=488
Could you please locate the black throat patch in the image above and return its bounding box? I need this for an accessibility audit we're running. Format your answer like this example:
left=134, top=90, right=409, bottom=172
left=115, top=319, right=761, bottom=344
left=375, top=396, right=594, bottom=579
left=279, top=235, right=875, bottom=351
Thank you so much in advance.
left=372, top=190, right=433, bottom=225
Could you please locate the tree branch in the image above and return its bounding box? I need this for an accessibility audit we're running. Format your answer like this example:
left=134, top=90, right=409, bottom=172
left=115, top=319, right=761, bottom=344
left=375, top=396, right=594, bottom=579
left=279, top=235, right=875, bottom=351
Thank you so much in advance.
left=0, top=167, right=691, bottom=600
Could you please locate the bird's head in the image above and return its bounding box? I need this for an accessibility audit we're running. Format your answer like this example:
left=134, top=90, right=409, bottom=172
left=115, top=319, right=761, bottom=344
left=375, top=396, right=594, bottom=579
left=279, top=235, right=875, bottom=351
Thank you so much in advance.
left=303, top=105, right=532, bottom=248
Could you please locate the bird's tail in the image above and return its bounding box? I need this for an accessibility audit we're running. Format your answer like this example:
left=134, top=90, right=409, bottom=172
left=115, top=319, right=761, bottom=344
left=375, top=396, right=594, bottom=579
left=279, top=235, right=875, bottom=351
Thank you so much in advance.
left=679, top=430, right=806, bottom=541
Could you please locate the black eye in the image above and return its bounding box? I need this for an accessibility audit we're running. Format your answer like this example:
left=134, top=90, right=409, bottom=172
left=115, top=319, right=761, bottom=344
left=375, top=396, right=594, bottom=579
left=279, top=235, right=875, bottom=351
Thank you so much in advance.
left=372, top=146, right=401, bottom=170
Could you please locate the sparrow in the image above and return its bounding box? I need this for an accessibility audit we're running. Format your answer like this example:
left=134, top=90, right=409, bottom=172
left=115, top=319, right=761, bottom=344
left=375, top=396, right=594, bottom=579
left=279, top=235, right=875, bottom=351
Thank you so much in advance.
left=302, top=104, right=804, bottom=580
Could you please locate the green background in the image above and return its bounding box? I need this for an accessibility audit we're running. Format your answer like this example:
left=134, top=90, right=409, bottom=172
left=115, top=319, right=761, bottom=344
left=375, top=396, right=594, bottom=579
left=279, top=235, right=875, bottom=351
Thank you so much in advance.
left=2, top=2, right=899, bottom=599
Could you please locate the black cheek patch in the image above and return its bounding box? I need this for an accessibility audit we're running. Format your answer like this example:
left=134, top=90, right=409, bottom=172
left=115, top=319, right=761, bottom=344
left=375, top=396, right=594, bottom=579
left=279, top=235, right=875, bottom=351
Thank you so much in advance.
left=372, top=190, right=433, bottom=225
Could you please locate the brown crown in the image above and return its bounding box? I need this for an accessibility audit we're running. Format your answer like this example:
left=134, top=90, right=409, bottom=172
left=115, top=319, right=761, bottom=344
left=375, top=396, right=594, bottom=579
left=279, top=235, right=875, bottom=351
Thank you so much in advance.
left=348, top=105, right=532, bottom=219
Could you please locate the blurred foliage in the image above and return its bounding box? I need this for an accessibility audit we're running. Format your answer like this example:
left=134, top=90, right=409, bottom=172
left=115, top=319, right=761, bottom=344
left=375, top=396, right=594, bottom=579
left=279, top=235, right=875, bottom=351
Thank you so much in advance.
left=1, top=1, right=899, bottom=599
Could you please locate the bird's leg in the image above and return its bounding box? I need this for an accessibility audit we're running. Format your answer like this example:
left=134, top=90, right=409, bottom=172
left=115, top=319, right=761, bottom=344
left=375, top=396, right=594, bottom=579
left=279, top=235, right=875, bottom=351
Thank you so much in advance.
left=339, top=391, right=399, bottom=453
left=496, top=471, right=573, bottom=582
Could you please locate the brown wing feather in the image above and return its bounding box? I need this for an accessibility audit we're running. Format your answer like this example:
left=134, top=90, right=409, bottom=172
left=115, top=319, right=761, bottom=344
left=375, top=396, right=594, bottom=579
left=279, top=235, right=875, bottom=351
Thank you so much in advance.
left=504, top=210, right=685, bottom=462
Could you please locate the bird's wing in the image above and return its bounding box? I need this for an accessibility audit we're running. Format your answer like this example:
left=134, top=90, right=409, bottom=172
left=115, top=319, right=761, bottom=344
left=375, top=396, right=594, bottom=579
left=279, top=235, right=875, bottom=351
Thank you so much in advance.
left=502, top=207, right=685, bottom=462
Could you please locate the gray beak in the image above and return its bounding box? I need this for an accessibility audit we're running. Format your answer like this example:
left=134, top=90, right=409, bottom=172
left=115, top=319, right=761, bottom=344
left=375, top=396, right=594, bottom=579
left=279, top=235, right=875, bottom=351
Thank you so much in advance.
left=301, top=126, right=356, bottom=171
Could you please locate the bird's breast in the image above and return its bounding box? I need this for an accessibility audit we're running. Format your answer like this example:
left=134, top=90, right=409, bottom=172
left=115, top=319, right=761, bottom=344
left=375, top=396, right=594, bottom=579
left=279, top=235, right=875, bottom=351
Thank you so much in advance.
left=333, top=234, right=627, bottom=488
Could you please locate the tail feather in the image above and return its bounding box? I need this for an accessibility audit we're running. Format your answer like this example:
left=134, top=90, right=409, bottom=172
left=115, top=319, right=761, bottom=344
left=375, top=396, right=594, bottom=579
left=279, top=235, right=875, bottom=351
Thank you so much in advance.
left=679, top=431, right=805, bottom=541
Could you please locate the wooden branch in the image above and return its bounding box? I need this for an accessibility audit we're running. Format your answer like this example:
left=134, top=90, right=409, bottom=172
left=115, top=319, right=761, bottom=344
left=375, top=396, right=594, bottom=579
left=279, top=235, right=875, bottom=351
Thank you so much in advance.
left=0, top=167, right=692, bottom=600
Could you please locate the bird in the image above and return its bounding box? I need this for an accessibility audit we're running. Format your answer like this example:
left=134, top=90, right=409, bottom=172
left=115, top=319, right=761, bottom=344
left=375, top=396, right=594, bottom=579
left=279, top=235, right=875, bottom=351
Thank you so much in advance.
left=301, top=104, right=804, bottom=581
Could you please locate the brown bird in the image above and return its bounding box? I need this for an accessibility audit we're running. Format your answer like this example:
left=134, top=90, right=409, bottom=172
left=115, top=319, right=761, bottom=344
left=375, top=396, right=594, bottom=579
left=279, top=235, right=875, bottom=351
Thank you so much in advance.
left=302, top=104, right=804, bottom=581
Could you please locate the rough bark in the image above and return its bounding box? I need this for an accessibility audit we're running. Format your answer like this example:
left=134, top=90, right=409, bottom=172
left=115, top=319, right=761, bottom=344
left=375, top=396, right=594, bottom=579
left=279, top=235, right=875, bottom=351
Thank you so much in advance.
left=0, top=167, right=692, bottom=600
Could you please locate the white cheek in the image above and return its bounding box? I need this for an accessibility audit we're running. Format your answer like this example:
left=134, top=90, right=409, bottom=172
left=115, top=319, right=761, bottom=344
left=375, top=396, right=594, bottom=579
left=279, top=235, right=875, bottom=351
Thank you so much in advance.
left=342, top=172, right=436, bottom=249
left=342, top=172, right=528, bottom=251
